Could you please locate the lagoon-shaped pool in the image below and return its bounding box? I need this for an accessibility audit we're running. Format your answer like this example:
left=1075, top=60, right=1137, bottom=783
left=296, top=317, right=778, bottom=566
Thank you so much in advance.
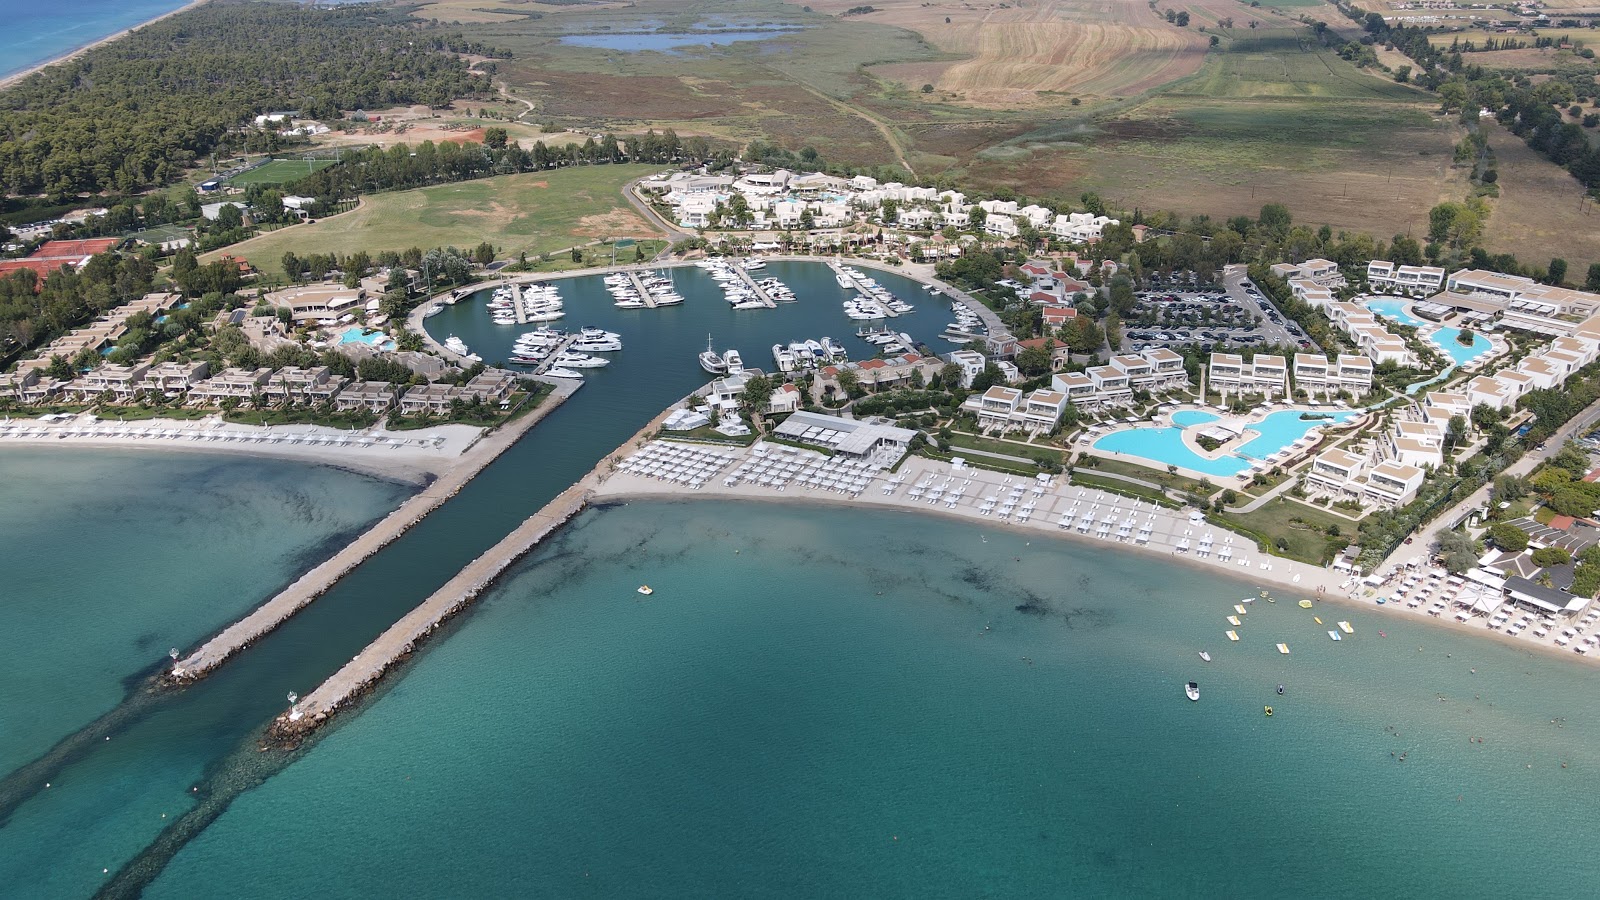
left=560, top=28, right=803, bottom=52
left=1430, top=326, right=1493, bottom=367
left=1093, top=409, right=1359, bottom=477
left=1363, top=297, right=1427, bottom=327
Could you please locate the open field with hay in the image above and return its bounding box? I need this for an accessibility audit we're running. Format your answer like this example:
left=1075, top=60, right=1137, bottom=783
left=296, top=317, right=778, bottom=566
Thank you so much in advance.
left=203, top=164, right=664, bottom=281
left=1481, top=123, right=1600, bottom=271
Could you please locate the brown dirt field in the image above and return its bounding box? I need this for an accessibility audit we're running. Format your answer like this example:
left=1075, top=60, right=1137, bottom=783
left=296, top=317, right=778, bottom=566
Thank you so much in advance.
left=810, top=0, right=1208, bottom=107
left=574, top=209, right=656, bottom=239
left=1482, top=123, right=1600, bottom=270
left=1463, top=48, right=1599, bottom=71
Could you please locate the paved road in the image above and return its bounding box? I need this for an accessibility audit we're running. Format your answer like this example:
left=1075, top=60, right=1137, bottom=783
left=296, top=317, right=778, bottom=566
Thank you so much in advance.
left=621, top=177, right=690, bottom=258
left=1387, top=397, right=1600, bottom=577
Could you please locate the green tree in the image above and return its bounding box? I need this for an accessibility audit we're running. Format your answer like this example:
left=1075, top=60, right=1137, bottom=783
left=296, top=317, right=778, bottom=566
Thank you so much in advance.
left=1548, top=258, right=1568, bottom=286
left=1487, top=523, right=1529, bottom=552
left=739, top=374, right=774, bottom=414
left=1435, top=529, right=1481, bottom=575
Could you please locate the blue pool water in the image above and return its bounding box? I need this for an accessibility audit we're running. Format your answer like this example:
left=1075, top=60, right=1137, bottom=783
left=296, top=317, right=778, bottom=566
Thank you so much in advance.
left=1431, top=327, right=1493, bottom=366
left=1171, top=410, right=1219, bottom=426
left=560, top=28, right=802, bottom=52
left=1095, top=409, right=1358, bottom=475
left=335, top=327, right=395, bottom=351
left=1095, top=426, right=1250, bottom=476
left=1363, top=297, right=1426, bottom=327
left=1235, top=410, right=1358, bottom=459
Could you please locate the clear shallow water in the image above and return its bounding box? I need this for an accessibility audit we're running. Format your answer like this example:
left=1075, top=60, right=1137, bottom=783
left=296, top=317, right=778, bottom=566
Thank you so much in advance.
left=1234, top=410, right=1358, bottom=459
left=1432, top=327, right=1494, bottom=366
left=0, top=262, right=963, bottom=897
left=0, top=449, right=410, bottom=774
left=0, top=0, right=189, bottom=78
left=147, top=500, right=1600, bottom=898
left=559, top=28, right=803, bottom=52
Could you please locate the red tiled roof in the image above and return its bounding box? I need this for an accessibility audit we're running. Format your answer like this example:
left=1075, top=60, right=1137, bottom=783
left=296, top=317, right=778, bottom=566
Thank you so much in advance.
left=1550, top=515, right=1576, bottom=530
left=901, top=353, right=921, bottom=363
left=1030, top=290, right=1058, bottom=303
left=858, top=359, right=888, bottom=370
left=1583, top=469, right=1600, bottom=483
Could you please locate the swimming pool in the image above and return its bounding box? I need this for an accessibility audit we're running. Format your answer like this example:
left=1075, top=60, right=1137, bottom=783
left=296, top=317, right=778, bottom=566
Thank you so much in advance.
left=1171, top=410, right=1219, bottom=427
left=1093, top=409, right=1359, bottom=476
left=1430, top=327, right=1493, bottom=366
left=335, top=327, right=396, bottom=351
left=1363, top=297, right=1425, bottom=327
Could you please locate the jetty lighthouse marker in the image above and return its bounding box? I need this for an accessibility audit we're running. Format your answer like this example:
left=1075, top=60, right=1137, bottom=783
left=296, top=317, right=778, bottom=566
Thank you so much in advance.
left=287, top=692, right=302, bottom=722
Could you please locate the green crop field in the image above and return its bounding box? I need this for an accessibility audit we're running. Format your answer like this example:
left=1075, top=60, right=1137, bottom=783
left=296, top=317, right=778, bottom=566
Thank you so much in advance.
left=226, top=158, right=339, bottom=187
left=204, top=164, right=667, bottom=280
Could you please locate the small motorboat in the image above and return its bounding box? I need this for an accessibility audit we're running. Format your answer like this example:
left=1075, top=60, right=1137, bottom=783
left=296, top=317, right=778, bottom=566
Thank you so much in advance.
left=1276, top=684, right=1285, bottom=695
left=637, top=585, right=653, bottom=596
left=1264, top=706, right=1274, bottom=717
left=1185, top=682, right=1200, bottom=702
left=1198, top=651, right=1211, bottom=662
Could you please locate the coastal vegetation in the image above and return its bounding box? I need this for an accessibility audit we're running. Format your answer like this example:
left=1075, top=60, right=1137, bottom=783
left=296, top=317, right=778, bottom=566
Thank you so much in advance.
left=0, top=1, right=497, bottom=198
left=0, top=253, right=157, bottom=366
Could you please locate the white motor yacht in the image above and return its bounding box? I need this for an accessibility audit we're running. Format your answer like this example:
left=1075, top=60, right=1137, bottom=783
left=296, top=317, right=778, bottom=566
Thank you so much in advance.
left=553, top=352, right=609, bottom=368
left=543, top=366, right=584, bottom=380
left=699, top=335, right=729, bottom=374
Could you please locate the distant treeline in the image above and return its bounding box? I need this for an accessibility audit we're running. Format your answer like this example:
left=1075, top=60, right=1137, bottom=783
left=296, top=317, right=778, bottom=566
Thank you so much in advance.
left=0, top=0, right=499, bottom=198
left=285, top=129, right=720, bottom=205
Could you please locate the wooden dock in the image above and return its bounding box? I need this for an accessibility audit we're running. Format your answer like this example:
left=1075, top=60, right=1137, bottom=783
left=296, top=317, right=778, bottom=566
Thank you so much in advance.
left=829, top=261, right=899, bottom=316
left=626, top=271, right=658, bottom=308
left=265, top=401, right=685, bottom=745
left=164, top=380, right=581, bottom=685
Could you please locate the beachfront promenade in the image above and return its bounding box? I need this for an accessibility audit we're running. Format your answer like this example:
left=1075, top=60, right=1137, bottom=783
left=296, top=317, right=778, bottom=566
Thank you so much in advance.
left=595, top=439, right=1600, bottom=665
left=167, top=379, right=580, bottom=684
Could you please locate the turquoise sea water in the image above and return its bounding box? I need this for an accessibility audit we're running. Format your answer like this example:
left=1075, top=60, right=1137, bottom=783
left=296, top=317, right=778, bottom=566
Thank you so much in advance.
left=147, top=501, right=1600, bottom=897
left=1, top=0, right=189, bottom=79
left=6, top=262, right=1600, bottom=896
left=0, top=449, right=410, bottom=774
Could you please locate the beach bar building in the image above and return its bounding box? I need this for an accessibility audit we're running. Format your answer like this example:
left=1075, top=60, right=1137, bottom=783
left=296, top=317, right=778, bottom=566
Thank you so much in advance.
left=771, top=410, right=918, bottom=461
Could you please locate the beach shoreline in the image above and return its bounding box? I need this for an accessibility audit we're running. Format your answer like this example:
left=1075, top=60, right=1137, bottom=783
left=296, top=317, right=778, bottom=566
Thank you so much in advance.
left=594, top=449, right=1600, bottom=670
left=0, top=0, right=211, bottom=91
left=0, top=413, right=486, bottom=484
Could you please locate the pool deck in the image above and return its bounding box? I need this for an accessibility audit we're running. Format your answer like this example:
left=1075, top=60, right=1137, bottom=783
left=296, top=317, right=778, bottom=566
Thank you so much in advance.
left=1084, top=404, right=1369, bottom=485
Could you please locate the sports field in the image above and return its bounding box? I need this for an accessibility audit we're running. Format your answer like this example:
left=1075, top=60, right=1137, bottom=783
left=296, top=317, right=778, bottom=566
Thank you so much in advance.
left=205, top=164, right=665, bottom=280
left=227, top=159, right=339, bottom=187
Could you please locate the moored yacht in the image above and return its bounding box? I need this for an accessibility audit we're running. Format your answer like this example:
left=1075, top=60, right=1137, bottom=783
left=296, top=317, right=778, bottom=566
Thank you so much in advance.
left=699, top=335, right=729, bottom=374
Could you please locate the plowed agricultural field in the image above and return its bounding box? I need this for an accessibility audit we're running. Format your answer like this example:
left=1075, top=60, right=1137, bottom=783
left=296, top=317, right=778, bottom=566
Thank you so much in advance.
left=815, top=0, right=1211, bottom=106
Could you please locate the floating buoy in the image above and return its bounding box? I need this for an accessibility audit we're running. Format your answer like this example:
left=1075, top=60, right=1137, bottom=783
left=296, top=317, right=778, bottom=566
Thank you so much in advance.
left=1264, top=706, right=1274, bottom=717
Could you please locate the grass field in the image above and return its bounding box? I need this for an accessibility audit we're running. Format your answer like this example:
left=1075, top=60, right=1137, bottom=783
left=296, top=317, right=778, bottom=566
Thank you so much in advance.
left=1481, top=122, right=1600, bottom=271
left=1214, top=497, right=1353, bottom=565
left=227, top=159, right=338, bottom=187
left=204, top=164, right=666, bottom=280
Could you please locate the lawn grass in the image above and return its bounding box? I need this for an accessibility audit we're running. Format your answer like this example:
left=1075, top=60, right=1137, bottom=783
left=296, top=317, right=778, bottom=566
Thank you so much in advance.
left=1069, top=471, right=1179, bottom=508
left=1213, top=496, right=1352, bottom=565
left=947, top=431, right=1064, bottom=463
left=204, top=164, right=666, bottom=280
left=227, top=158, right=338, bottom=187
left=1080, top=455, right=1215, bottom=497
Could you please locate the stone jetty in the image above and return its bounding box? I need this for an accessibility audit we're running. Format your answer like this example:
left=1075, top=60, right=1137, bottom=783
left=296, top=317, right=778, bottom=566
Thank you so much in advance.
left=164, top=379, right=580, bottom=685
left=264, top=401, right=685, bottom=745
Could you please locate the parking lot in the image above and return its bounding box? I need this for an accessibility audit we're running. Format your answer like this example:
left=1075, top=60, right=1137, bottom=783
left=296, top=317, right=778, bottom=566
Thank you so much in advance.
left=1122, top=268, right=1316, bottom=353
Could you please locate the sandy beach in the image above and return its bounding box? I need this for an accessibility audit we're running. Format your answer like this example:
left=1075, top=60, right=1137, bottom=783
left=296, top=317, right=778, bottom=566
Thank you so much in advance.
left=594, top=439, right=1600, bottom=668
left=0, top=412, right=485, bottom=484
left=0, top=0, right=210, bottom=91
